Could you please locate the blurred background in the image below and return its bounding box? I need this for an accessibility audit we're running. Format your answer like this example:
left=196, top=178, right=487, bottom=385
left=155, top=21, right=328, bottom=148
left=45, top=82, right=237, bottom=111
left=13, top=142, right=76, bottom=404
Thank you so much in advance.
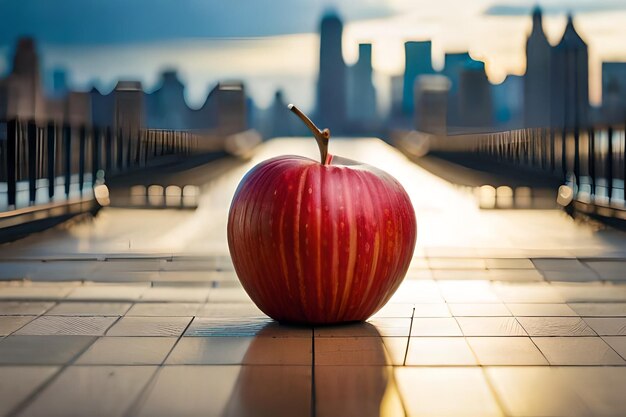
left=1, top=0, right=626, bottom=231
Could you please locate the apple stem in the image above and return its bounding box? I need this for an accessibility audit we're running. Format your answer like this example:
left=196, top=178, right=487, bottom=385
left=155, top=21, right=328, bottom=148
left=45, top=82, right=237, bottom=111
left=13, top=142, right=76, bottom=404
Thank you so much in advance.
left=288, top=104, right=330, bottom=165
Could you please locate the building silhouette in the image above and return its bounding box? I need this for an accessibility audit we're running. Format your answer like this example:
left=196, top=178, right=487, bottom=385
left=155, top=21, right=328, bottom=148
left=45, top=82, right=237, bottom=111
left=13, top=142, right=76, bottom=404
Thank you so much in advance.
left=347, top=43, right=377, bottom=128
left=550, top=14, right=589, bottom=129
left=524, top=7, right=552, bottom=127
left=601, top=62, right=626, bottom=123
left=402, top=41, right=434, bottom=116
left=442, top=52, right=485, bottom=128
left=493, top=75, right=524, bottom=129
left=414, top=75, right=450, bottom=134
left=316, top=12, right=347, bottom=133
left=458, top=60, right=493, bottom=129
left=145, top=70, right=188, bottom=130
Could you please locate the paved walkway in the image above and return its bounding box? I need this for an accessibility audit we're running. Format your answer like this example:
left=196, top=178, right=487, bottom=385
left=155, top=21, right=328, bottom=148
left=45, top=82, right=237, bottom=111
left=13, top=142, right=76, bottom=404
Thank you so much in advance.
left=1, top=138, right=626, bottom=416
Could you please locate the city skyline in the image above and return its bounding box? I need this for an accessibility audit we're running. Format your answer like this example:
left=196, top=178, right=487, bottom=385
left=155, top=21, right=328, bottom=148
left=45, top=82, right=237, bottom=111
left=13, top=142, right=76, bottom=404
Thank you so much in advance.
left=2, top=1, right=626, bottom=113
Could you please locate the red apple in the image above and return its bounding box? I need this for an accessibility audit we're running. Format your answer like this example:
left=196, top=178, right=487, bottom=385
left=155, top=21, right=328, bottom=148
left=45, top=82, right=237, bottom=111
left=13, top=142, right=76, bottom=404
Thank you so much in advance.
left=227, top=105, right=417, bottom=324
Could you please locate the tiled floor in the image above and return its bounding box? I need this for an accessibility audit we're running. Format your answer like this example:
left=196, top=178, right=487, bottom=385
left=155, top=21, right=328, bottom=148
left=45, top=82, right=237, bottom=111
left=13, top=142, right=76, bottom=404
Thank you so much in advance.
left=0, top=273, right=625, bottom=417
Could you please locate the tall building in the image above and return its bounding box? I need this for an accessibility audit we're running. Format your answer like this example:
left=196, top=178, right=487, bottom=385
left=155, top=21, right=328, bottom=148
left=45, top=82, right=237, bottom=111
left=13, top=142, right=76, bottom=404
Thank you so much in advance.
left=601, top=62, right=626, bottom=123
left=414, top=75, right=449, bottom=135
left=550, top=14, right=589, bottom=128
left=524, top=7, right=552, bottom=127
left=493, top=75, right=524, bottom=129
left=347, top=43, right=377, bottom=125
left=442, top=52, right=483, bottom=128
left=458, top=61, right=493, bottom=129
left=402, top=41, right=434, bottom=115
left=145, top=70, right=188, bottom=130
left=316, top=12, right=347, bottom=132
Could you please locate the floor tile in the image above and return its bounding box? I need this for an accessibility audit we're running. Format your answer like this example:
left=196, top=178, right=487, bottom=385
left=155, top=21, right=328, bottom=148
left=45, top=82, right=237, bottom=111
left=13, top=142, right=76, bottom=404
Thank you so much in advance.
left=396, top=367, right=502, bottom=416
left=467, top=337, right=548, bottom=365
left=139, top=287, right=210, bottom=302
left=506, top=303, right=577, bottom=316
left=136, top=365, right=311, bottom=417
left=19, top=366, right=156, bottom=417
left=370, top=303, right=417, bottom=318
left=0, top=366, right=59, bottom=417
left=405, top=337, right=476, bottom=365
left=184, top=317, right=300, bottom=337
left=196, top=302, right=266, bottom=318
left=603, top=336, right=626, bottom=359
left=552, top=283, right=626, bottom=303
left=315, top=337, right=392, bottom=365
left=485, top=258, right=534, bottom=269
left=0, top=286, right=73, bottom=300
left=532, top=337, right=625, bottom=365
left=0, top=336, right=95, bottom=365
left=66, top=285, right=148, bottom=302
left=410, top=303, right=451, bottom=317
left=517, top=317, right=595, bottom=336
left=486, top=367, right=590, bottom=416
left=448, top=303, right=510, bottom=317
left=428, top=258, right=486, bottom=270
left=438, top=281, right=500, bottom=303
left=167, top=336, right=311, bottom=365
left=457, top=317, right=527, bottom=336
left=75, top=337, right=177, bottom=365
left=207, top=287, right=251, bottom=303
left=486, top=269, right=545, bottom=281
left=585, top=261, right=626, bottom=280
left=316, top=366, right=404, bottom=417
left=126, top=302, right=202, bottom=317
left=541, top=270, right=600, bottom=282
left=532, top=258, right=588, bottom=271
left=45, top=302, right=131, bottom=316
left=388, top=281, right=443, bottom=303
left=0, top=316, right=36, bottom=336
left=16, top=316, right=117, bottom=336
left=569, top=303, right=626, bottom=317
left=584, top=318, right=626, bottom=335
left=0, top=302, right=53, bottom=315
left=314, top=319, right=410, bottom=337
left=492, top=282, right=564, bottom=303
left=559, top=367, right=626, bottom=416
left=106, top=316, right=192, bottom=337
left=432, top=270, right=490, bottom=280
left=410, top=317, right=463, bottom=336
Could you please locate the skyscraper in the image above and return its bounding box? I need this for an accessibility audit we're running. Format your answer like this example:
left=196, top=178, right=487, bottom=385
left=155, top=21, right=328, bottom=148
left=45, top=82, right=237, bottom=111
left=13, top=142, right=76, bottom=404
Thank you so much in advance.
left=145, top=70, right=188, bottom=130
left=458, top=61, right=493, bottom=129
left=550, top=14, right=589, bottom=128
left=347, top=43, right=377, bottom=125
left=601, top=62, right=626, bottom=123
left=316, top=12, right=347, bottom=132
left=524, top=7, right=552, bottom=127
left=402, top=41, right=434, bottom=115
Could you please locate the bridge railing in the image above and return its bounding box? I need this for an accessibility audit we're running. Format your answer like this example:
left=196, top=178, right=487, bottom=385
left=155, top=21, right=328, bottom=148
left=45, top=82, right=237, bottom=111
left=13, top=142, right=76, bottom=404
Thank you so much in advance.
left=403, top=123, right=626, bottom=214
left=0, top=119, right=205, bottom=212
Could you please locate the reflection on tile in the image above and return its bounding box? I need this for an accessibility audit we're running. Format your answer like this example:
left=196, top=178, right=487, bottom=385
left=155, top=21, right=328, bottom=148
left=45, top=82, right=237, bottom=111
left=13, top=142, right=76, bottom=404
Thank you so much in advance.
left=559, top=367, right=626, bottom=416
left=410, top=318, right=463, bottom=336
left=66, top=285, right=148, bottom=301
left=507, top=303, right=577, bottom=316
left=428, top=258, right=486, bottom=270
left=396, top=367, right=502, bottom=416
left=457, top=317, right=527, bottom=336
left=126, top=303, right=202, bottom=317
left=541, top=270, right=599, bottom=282
left=0, top=316, right=35, bottom=335
left=168, top=336, right=310, bottom=365
left=584, top=261, right=626, bottom=280
left=603, top=337, right=626, bottom=359
left=492, top=283, right=563, bottom=303
left=405, top=337, right=476, bottom=365
left=137, top=365, right=311, bottom=417
left=0, top=286, right=73, bottom=300
left=0, top=301, right=53, bottom=315
left=448, top=303, right=510, bottom=317
left=140, top=287, right=210, bottom=302
left=316, top=366, right=404, bottom=417
left=532, top=259, right=587, bottom=271
left=569, top=303, right=626, bottom=317
left=432, top=270, right=489, bottom=280
left=16, top=316, right=117, bottom=336
left=316, top=337, right=390, bottom=366
left=487, top=269, right=544, bottom=281
left=0, top=366, right=59, bottom=417
left=19, top=366, right=155, bottom=417
left=208, top=287, right=251, bottom=303
left=0, top=336, right=95, bottom=364
left=438, top=281, right=499, bottom=303
left=106, top=317, right=192, bottom=337
left=486, top=258, right=535, bottom=269
left=467, top=337, right=548, bottom=365
left=517, top=317, right=595, bottom=336
left=314, top=319, right=410, bottom=337
left=46, top=302, right=131, bottom=316
left=552, top=283, right=626, bottom=303
left=532, top=337, right=625, bottom=365
left=382, top=337, right=409, bottom=366
left=76, top=337, right=177, bottom=365
left=183, top=318, right=306, bottom=337
left=486, top=367, right=590, bottom=416
left=584, top=318, right=626, bottom=335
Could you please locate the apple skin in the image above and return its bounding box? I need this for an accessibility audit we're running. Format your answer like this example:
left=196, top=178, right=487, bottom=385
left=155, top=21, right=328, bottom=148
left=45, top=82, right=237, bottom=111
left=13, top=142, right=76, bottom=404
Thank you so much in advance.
left=227, top=153, right=417, bottom=325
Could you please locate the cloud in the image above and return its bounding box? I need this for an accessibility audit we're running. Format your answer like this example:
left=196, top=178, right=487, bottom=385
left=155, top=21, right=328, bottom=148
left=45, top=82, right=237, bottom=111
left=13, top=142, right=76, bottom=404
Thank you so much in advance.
left=0, top=0, right=393, bottom=46
left=484, top=0, right=626, bottom=16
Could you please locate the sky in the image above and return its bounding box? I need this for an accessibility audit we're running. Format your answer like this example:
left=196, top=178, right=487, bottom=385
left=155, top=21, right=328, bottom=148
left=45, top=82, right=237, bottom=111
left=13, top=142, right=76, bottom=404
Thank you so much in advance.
left=2, top=0, right=626, bottom=112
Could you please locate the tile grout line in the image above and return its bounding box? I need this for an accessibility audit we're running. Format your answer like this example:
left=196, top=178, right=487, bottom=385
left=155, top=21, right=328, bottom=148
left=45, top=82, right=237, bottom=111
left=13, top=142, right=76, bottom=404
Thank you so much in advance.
left=402, top=307, right=415, bottom=366
left=122, top=315, right=196, bottom=417
left=310, top=327, right=316, bottom=417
